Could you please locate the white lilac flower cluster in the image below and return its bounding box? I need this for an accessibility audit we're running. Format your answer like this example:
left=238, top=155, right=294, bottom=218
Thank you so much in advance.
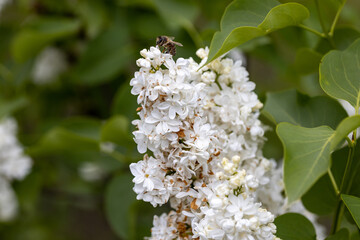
left=0, top=118, right=32, bottom=221
left=129, top=46, right=322, bottom=239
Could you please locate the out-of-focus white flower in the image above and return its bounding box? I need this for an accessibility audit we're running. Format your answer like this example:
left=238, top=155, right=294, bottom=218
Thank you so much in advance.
left=32, top=47, right=68, bottom=84
left=0, top=117, right=32, bottom=221
left=99, top=142, right=116, bottom=154
left=78, top=162, right=105, bottom=182
left=0, top=177, right=17, bottom=221
left=0, top=118, right=32, bottom=180
left=228, top=48, right=247, bottom=66
left=0, top=0, right=11, bottom=17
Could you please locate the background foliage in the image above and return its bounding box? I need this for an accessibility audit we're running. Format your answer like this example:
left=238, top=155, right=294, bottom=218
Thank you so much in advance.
left=1, top=0, right=360, bottom=239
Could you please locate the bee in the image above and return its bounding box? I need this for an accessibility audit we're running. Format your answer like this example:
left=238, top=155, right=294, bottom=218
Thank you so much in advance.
left=156, top=36, right=183, bottom=56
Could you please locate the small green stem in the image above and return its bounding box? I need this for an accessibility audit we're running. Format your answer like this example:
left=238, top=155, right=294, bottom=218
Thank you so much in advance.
left=298, top=24, right=325, bottom=38
left=214, top=73, right=222, bottom=90
left=332, top=135, right=356, bottom=233
left=315, top=0, right=329, bottom=37
left=314, top=0, right=337, bottom=48
left=345, top=136, right=353, bottom=146
left=329, top=2, right=346, bottom=37
left=332, top=202, right=345, bottom=234
left=345, top=155, right=360, bottom=194
left=353, top=105, right=359, bottom=141
left=345, top=104, right=360, bottom=194
left=328, top=169, right=340, bottom=195
left=340, top=143, right=354, bottom=193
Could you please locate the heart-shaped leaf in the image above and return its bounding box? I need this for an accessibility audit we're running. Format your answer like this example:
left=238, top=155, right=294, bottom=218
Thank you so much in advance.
left=274, top=213, right=316, bottom=240
left=342, top=194, right=360, bottom=229
left=263, top=89, right=347, bottom=129
left=320, top=38, right=360, bottom=108
left=277, top=115, right=360, bottom=203
left=206, top=0, right=309, bottom=64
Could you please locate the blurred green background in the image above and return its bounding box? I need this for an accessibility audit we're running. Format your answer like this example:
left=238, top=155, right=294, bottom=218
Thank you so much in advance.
left=0, top=0, right=360, bottom=239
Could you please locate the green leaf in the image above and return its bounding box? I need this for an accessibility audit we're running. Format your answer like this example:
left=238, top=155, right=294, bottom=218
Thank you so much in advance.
left=277, top=124, right=333, bottom=203
left=105, top=173, right=136, bottom=240
left=302, top=144, right=352, bottom=215
left=130, top=13, right=168, bottom=40
left=262, top=121, right=283, bottom=159
left=11, top=18, right=81, bottom=62
left=28, top=117, right=101, bottom=156
left=153, top=0, right=198, bottom=30
left=28, top=127, right=99, bottom=156
left=316, top=27, right=360, bottom=53
left=72, top=15, right=132, bottom=85
left=302, top=174, right=338, bottom=215
left=0, top=97, right=28, bottom=118
left=339, top=212, right=360, bottom=240
left=294, top=48, right=322, bottom=75
left=262, top=89, right=347, bottom=129
left=101, top=115, right=132, bottom=146
left=332, top=28, right=360, bottom=51
left=286, top=0, right=346, bottom=34
left=277, top=115, right=360, bottom=203
left=111, top=82, right=138, bottom=120
left=206, top=0, right=309, bottom=64
left=15, top=171, right=43, bottom=213
left=70, top=0, right=108, bottom=37
left=342, top=194, right=360, bottom=229
left=274, top=213, right=316, bottom=240
left=320, top=38, right=360, bottom=108
left=326, top=228, right=350, bottom=240
left=351, top=232, right=360, bottom=240
left=257, top=3, right=309, bottom=31
left=116, top=0, right=154, bottom=8
left=58, top=117, right=101, bottom=140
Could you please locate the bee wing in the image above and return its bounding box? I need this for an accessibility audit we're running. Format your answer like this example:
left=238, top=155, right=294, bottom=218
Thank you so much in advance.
left=173, top=41, right=183, bottom=47
left=168, top=36, right=175, bottom=40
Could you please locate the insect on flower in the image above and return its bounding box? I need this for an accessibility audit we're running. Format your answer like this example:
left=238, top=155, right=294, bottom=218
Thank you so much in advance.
left=156, top=36, right=183, bottom=56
